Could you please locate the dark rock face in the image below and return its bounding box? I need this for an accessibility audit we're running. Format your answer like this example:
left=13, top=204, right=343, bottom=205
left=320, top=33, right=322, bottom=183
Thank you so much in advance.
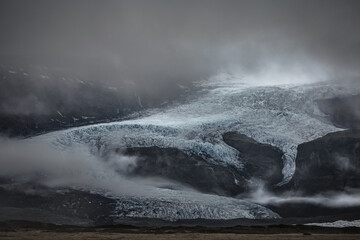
left=0, top=184, right=117, bottom=226
left=222, top=132, right=284, bottom=188
left=119, top=147, right=248, bottom=196
left=317, top=95, right=360, bottom=129
left=0, top=64, right=187, bottom=137
left=290, top=130, right=360, bottom=194
left=116, top=132, right=284, bottom=196
left=0, top=65, right=137, bottom=136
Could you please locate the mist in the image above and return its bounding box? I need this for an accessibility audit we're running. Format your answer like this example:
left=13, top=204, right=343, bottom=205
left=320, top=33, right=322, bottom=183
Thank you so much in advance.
left=2, top=135, right=359, bottom=209
left=1, top=0, right=360, bottom=88
left=1, top=0, right=360, bottom=121
left=0, top=137, right=193, bottom=197
left=241, top=181, right=360, bottom=208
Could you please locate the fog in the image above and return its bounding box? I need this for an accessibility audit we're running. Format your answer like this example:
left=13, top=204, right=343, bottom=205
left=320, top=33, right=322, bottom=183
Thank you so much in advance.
left=0, top=137, right=193, bottom=197
left=241, top=181, right=360, bottom=208
left=1, top=0, right=360, bottom=120
left=1, top=136, right=360, bottom=209
left=1, top=0, right=360, bottom=89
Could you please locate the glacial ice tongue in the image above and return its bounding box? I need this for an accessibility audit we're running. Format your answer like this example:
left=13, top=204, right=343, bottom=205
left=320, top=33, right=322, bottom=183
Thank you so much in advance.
left=112, top=189, right=280, bottom=221
left=25, top=73, right=360, bottom=221
left=34, top=73, right=359, bottom=183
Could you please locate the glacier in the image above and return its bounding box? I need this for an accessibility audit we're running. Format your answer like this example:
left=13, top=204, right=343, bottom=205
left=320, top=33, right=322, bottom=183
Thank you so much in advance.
left=112, top=189, right=280, bottom=221
left=33, top=73, right=359, bottom=182
left=27, top=73, right=360, bottom=220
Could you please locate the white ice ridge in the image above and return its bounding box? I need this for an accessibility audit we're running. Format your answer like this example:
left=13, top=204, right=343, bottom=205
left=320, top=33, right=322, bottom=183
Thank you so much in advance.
left=306, top=220, right=360, bottom=228
left=32, top=72, right=360, bottom=183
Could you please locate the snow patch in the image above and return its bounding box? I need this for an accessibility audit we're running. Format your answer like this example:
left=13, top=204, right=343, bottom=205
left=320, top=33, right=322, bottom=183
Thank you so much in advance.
left=306, top=220, right=360, bottom=228
left=57, top=110, right=64, bottom=118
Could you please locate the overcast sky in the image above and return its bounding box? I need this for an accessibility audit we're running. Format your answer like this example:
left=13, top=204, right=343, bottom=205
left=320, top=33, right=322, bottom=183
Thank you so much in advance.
left=0, top=0, right=360, bottom=85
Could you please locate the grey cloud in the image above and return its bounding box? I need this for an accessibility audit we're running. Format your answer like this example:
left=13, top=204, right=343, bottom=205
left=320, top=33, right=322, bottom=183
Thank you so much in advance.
left=0, top=0, right=359, bottom=87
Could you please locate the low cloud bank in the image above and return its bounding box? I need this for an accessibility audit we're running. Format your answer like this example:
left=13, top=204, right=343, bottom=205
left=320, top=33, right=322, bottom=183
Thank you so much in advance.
left=0, top=137, right=192, bottom=197
left=241, top=181, right=360, bottom=208
left=1, top=137, right=360, bottom=209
